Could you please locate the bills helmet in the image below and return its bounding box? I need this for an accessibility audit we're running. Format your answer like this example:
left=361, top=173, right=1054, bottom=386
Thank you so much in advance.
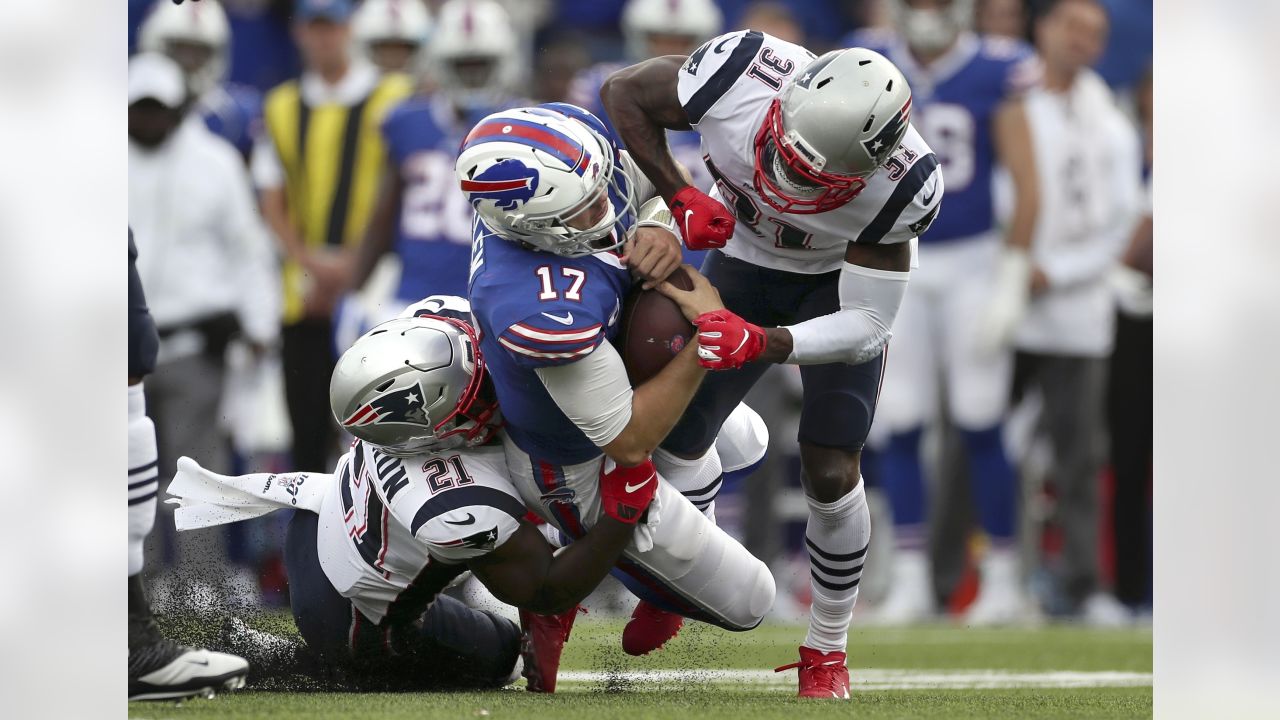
left=889, top=0, right=975, bottom=54
left=330, top=313, right=499, bottom=457
left=753, top=48, right=913, bottom=214
left=455, top=104, right=637, bottom=257
left=138, top=0, right=230, bottom=97
left=621, top=0, right=723, bottom=60
left=352, top=0, right=433, bottom=73
left=427, top=0, right=521, bottom=112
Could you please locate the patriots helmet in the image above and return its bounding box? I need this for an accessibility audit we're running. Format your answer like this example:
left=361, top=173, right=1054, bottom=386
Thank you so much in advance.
left=137, top=0, right=231, bottom=97
left=455, top=105, right=637, bottom=257
left=753, top=48, right=913, bottom=214
left=330, top=312, right=500, bottom=457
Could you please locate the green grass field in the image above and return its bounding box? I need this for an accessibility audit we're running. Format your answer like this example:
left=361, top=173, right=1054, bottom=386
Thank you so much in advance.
left=129, top=618, right=1151, bottom=719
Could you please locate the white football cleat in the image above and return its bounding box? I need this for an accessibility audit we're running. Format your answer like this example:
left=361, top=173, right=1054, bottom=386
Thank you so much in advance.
left=871, top=549, right=935, bottom=625
left=963, top=548, right=1032, bottom=626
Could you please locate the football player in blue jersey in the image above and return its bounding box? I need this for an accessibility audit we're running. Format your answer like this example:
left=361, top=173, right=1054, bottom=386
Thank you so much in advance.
left=344, top=0, right=525, bottom=344
left=458, top=103, right=777, bottom=658
left=566, top=0, right=723, bottom=269
left=138, top=0, right=262, bottom=162
left=351, top=0, right=432, bottom=75
left=850, top=0, right=1042, bottom=625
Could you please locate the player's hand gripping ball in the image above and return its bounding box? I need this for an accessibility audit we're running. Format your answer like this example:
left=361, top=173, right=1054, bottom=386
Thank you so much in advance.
left=692, top=310, right=766, bottom=370
left=670, top=186, right=735, bottom=251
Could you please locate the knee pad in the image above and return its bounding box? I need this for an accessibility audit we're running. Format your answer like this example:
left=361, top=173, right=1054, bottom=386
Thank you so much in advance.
left=715, top=402, right=769, bottom=474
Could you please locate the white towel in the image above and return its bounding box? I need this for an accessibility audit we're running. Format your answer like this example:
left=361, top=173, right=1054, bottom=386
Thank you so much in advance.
left=165, top=455, right=329, bottom=531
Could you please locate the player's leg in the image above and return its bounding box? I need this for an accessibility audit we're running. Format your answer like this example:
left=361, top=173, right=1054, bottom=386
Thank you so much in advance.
left=869, top=273, right=941, bottom=623
left=941, top=239, right=1025, bottom=625
left=281, top=318, right=338, bottom=472
left=129, top=380, right=249, bottom=701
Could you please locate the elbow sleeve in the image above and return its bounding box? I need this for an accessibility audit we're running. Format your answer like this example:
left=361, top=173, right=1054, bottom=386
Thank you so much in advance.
left=783, top=262, right=909, bottom=366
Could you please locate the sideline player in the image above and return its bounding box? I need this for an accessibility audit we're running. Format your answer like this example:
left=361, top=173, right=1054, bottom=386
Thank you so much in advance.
left=852, top=0, right=1041, bottom=625
left=602, top=31, right=943, bottom=698
left=459, top=104, right=776, bottom=656
left=351, top=0, right=431, bottom=75
left=168, top=303, right=659, bottom=693
left=345, top=0, right=525, bottom=343
left=129, top=230, right=249, bottom=700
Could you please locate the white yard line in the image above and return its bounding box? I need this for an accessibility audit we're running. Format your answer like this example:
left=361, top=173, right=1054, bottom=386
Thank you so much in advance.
left=556, top=668, right=1152, bottom=691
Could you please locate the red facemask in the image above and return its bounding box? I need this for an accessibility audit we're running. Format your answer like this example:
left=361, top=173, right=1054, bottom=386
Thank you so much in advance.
left=429, top=317, right=502, bottom=447
left=752, top=99, right=868, bottom=214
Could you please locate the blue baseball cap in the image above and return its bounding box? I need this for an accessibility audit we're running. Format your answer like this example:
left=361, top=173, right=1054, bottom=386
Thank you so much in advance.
left=295, top=0, right=354, bottom=23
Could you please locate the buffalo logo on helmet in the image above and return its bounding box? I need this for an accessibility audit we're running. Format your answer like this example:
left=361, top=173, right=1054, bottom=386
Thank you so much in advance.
left=862, top=98, right=912, bottom=167
left=342, top=384, right=431, bottom=428
left=461, top=158, right=540, bottom=211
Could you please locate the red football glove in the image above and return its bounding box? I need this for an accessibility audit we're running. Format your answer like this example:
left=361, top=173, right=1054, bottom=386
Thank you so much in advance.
left=693, top=310, right=767, bottom=370
left=670, top=186, right=735, bottom=251
left=599, top=459, right=658, bottom=524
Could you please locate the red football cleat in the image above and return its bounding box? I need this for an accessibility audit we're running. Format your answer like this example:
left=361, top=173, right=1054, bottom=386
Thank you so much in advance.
left=519, top=606, right=583, bottom=693
left=621, top=600, right=684, bottom=656
left=774, top=645, right=851, bottom=699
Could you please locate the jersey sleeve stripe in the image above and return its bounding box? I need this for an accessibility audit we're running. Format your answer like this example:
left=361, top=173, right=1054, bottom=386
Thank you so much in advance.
left=509, top=322, right=602, bottom=343
left=409, top=486, right=527, bottom=536
left=498, top=336, right=598, bottom=360
left=683, top=30, right=764, bottom=125
left=855, top=153, right=941, bottom=245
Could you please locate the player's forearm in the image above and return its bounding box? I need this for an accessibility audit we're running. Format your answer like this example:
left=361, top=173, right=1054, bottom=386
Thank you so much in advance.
left=526, top=518, right=637, bottom=614
left=352, top=200, right=398, bottom=290
left=1004, top=191, right=1038, bottom=251
left=608, top=343, right=705, bottom=465
left=772, top=264, right=909, bottom=365
left=601, top=66, right=690, bottom=202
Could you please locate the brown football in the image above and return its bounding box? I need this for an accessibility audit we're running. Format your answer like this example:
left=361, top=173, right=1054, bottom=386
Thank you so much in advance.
left=619, top=266, right=695, bottom=385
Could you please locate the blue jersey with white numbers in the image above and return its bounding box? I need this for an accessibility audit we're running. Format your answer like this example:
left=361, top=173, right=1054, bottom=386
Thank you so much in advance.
left=381, top=95, right=497, bottom=300
left=467, top=103, right=639, bottom=465
left=197, top=83, right=262, bottom=161
left=569, top=62, right=710, bottom=268
left=851, top=31, right=1039, bottom=242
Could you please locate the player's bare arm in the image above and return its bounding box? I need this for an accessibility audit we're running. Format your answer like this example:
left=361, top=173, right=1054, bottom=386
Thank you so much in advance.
left=350, top=164, right=404, bottom=290
left=993, top=98, right=1039, bottom=254
left=600, top=56, right=692, bottom=203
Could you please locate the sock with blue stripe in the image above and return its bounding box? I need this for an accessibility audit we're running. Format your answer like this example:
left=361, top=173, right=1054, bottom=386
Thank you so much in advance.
left=128, top=382, right=159, bottom=577
left=804, top=480, right=871, bottom=653
left=652, top=447, right=723, bottom=521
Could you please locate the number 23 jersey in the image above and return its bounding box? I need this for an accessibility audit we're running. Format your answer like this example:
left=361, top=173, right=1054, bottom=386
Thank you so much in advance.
left=678, top=30, right=944, bottom=274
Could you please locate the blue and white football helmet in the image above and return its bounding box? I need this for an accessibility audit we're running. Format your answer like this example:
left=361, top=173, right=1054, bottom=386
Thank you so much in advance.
left=454, top=106, right=638, bottom=257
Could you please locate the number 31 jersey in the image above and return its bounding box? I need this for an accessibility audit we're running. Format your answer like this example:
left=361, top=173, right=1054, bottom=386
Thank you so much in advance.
left=678, top=30, right=944, bottom=275
left=317, top=439, right=527, bottom=624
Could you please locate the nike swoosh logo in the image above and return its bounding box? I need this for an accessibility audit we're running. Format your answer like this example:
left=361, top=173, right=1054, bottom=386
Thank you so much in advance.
left=186, top=658, right=210, bottom=666
left=714, top=36, right=735, bottom=53
left=731, top=330, right=750, bottom=355
left=922, top=183, right=937, bottom=205
left=541, top=311, right=574, bottom=325
left=683, top=209, right=694, bottom=230
left=624, top=475, right=654, bottom=494
left=444, top=513, right=476, bottom=526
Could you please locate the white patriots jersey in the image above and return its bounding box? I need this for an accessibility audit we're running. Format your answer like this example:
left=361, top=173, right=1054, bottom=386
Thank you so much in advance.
left=316, top=439, right=527, bottom=624
left=677, top=30, right=944, bottom=274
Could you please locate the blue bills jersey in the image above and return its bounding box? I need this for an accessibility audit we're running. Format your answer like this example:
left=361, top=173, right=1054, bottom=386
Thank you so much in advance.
left=851, top=30, right=1039, bottom=243
left=467, top=103, right=639, bottom=465
left=196, top=83, right=263, bottom=162
left=569, top=62, right=710, bottom=268
left=382, top=96, right=513, bottom=300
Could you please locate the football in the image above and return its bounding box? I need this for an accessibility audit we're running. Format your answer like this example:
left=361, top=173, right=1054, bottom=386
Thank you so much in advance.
left=619, top=266, right=695, bottom=385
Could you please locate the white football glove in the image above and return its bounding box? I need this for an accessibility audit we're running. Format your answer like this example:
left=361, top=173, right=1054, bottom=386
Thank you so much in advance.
left=974, top=248, right=1032, bottom=357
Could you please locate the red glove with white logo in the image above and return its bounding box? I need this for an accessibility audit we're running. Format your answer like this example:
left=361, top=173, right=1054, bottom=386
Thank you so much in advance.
left=693, top=310, right=767, bottom=370
left=670, top=186, right=735, bottom=251
left=599, top=459, right=658, bottom=524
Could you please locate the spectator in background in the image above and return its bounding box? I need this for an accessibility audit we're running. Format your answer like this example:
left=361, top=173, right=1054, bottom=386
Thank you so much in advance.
left=351, top=0, right=433, bottom=75
left=1106, top=65, right=1152, bottom=614
left=343, top=0, right=525, bottom=346
left=855, top=0, right=1042, bottom=625
left=137, top=0, right=262, bottom=162
left=128, top=52, right=280, bottom=568
left=1011, top=0, right=1141, bottom=625
left=737, top=1, right=805, bottom=45
left=253, top=0, right=411, bottom=472
left=976, top=0, right=1027, bottom=39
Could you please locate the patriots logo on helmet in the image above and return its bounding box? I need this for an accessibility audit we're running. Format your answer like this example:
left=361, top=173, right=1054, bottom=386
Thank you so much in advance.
left=863, top=98, right=912, bottom=166
left=461, top=159, right=540, bottom=211
left=342, top=385, right=430, bottom=427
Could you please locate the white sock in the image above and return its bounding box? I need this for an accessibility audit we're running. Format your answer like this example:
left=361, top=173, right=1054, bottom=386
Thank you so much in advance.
left=803, top=480, right=871, bottom=654
left=128, top=383, right=159, bottom=576
left=652, top=447, right=723, bottom=520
